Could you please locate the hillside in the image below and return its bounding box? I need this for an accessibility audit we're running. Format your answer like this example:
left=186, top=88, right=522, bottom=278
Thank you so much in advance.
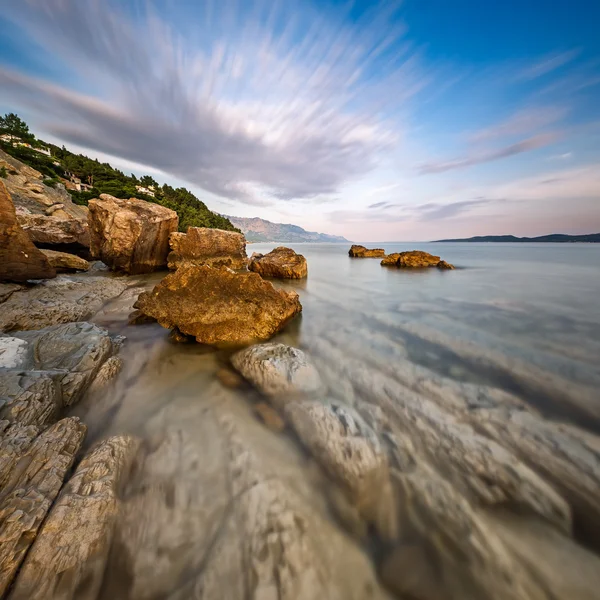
left=0, top=113, right=238, bottom=233
left=227, top=216, right=349, bottom=243
left=433, top=233, right=600, bottom=243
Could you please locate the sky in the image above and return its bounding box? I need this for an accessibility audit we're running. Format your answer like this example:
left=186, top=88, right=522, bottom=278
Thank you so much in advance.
left=0, top=0, right=599, bottom=241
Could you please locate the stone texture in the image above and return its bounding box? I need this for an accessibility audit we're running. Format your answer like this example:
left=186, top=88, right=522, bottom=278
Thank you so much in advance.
left=40, top=248, right=90, bottom=272
left=0, top=417, right=86, bottom=597
left=167, top=226, right=247, bottom=270
left=253, top=401, right=286, bottom=432
left=231, top=343, right=324, bottom=404
left=348, top=244, right=386, bottom=258
left=18, top=212, right=90, bottom=249
left=10, top=435, right=140, bottom=600
left=249, top=246, right=308, bottom=279
left=88, top=194, right=178, bottom=274
left=135, top=264, right=302, bottom=346
left=0, top=274, right=127, bottom=332
left=0, top=180, right=56, bottom=282
left=381, top=250, right=454, bottom=269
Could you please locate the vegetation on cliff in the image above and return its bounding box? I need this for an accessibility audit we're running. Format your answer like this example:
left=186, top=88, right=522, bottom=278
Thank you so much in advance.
left=0, top=113, right=239, bottom=233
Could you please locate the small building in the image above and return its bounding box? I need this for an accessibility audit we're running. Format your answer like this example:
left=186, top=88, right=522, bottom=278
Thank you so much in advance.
left=33, top=146, right=51, bottom=156
left=0, top=133, right=19, bottom=143
left=136, top=185, right=155, bottom=197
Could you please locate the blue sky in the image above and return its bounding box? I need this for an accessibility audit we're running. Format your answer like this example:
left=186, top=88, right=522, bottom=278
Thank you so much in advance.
left=0, top=0, right=598, bottom=241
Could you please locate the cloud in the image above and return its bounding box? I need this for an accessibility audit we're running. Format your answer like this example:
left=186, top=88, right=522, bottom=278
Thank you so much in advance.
left=418, top=132, right=560, bottom=174
left=411, top=199, right=493, bottom=220
left=0, top=0, right=428, bottom=206
left=518, top=49, right=580, bottom=80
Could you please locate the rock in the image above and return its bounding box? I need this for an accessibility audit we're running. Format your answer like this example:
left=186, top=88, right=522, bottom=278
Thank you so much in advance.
left=87, top=356, right=124, bottom=395
left=45, top=203, right=64, bottom=216
left=230, top=343, right=324, bottom=404
left=0, top=336, right=28, bottom=368
left=128, top=309, right=156, bottom=325
left=17, top=212, right=90, bottom=249
left=0, top=180, right=56, bottom=282
left=380, top=250, right=454, bottom=269
left=167, top=227, right=247, bottom=271
left=253, top=401, right=286, bottom=432
left=40, top=248, right=90, bottom=272
left=0, top=322, right=118, bottom=428
left=9, top=435, right=140, bottom=600
left=248, top=246, right=308, bottom=279
left=348, top=244, right=385, bottom=258
left=216, top=367, right=245, bottom=389
left=0, top=417, right=86, bottom=597
left=168, top=327, right=192, bottom=343
left=88, top=194, right=178, bottom=274
left=0, top=284, right=24, bottom=304
left=0, top=274, right=128, bottom=332
left=135, top=264, right=302, bottom=346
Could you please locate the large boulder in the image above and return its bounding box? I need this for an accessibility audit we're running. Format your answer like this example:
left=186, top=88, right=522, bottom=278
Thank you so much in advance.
left=0, top=180, right=56, bottom=282
left=40, top=248, right=89, bottom=272
left=17, top=212, right=90, bottom=250
left=167, top=226, right=247, bottom=270
left=88, top=194, right=178, bottom=274
left=134, top=264, right=302, bottom=346
left=348, top=244, right=385, bottom=258
left=381, top=250, right=454, bottom=269
left=249, top=246, right=308, bottom=279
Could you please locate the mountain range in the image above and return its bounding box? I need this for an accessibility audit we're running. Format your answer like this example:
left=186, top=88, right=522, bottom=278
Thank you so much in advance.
left=434, top=233, right=600, bottom=243
left=226, top=216, right=349, bottom=243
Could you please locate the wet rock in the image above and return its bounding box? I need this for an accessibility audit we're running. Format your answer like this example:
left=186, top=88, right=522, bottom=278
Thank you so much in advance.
left=0, top=274, right=127, bottom=332
left=88, top=194, right=178, bottom=274
left=216, top=367, right=245, bottom=389
left=10, top=435, right=140, bottom=600
left=230, top=343, right=323, bottom=403
left=135, top=264, right=302, bottom=346
left=128, top=309, right=156, bottom=325
left=167, top=226, right=247, bottom=271
left=381, top=250, right=454, bottom=269
left=87, top=356, right=124, bottom=395
left=0, top=417, right=86, bottom=597
left=249, top=246, right=308, bottom=279
left=0, top=180, right=56, bottom=282
left=253, top=401, right=286, bottom=432
left=40, top=248, right=90, bottom=272
left=168, top=327, right=192, bottom=343
left=348, top=244, right=385, bottom=258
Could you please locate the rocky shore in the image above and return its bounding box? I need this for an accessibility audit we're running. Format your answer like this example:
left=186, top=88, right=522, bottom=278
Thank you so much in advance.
left=1, top=149, right=600, bottom=600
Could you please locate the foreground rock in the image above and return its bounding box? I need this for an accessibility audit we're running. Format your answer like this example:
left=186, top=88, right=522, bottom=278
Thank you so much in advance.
left=249, top=246, right=308, bottom=279
left=0, top=417, right=87, bottom=597
left=381, top=250, right=454, bottom=269
left=0, top=180, right=56, bottom=282
left=88, top=194, right=178, bottom=274
left=10, top=435, right=140, bottom=600
left=348, top=244, right=385, bottom=258
left=167, top=226, right=247, bottom=270
left=135, top=264, right=302, bottom=345
left=0, top=274, right=127, bottom=332
left=40, top=248, right=90, bottom=272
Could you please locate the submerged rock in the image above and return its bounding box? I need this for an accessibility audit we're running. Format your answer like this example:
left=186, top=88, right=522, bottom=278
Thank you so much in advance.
left=348, top=244, right=386, bottom=258
left=231, top=343, right=324, bottom=403
left=135, top=264, right=302, bottom=346
left=0, top=180, right=56, bottom=282
left=10, top=435, right=140, bottom=600
left=381, top=250, right=454, bottom=269
left=88, top=194, right=178, bottom=274
left=167, top=226, right=247, bottom=271
left=249, top=246, right=308, bottom=279
left=40, top=248, right=90, bottom=272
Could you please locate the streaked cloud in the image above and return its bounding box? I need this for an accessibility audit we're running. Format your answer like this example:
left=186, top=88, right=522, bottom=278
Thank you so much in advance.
left=518, top=49, right=581, bottom=80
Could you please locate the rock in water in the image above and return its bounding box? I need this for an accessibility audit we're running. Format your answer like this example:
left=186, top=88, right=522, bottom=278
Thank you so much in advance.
left=40, top=248, right=90, bottom=272
left=381, top=250, right=454, bottom=269
left=167, top=227, right=247, bottom=270
left=249, top=246, right=308, bottom=279
left=134, top=264, right=302, bottom=345
left=88, top=194, right=178, bottom=274
left=0, top=417, right=86, bottom=597
left=348, top=244, right=386, bottom=258
left=9, top=435, right=140, bottom=600
left=0, top=180, right=56, bottom=282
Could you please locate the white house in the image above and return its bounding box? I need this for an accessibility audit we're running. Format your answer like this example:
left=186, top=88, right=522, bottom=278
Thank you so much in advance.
left=136, top=185, right=155, bottom=197
left=33, top=146, right=51, bottom=156
left=0, top=133, right=19, bottom=143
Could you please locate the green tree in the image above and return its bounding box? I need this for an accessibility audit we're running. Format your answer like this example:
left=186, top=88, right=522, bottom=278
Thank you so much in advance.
left=0, top=113, right=31, bottom=139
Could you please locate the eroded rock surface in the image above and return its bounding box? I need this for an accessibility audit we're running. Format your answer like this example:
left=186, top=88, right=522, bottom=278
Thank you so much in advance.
left=40, top=248, right=90, bottom=272
left=348, top=244, right=385, bottom=258
left=135, top=264, right=302, bottom=346
left=10, top=435, right=140, bottom=600
left=0, top=180, right=56, bottom=282
left=249, top=246, right=308, bottom=279
left=381, top=250, right=454, bottom=269
left=167, top=227, right=247, bottom=271
left=89, top=194, right=178, bottom=274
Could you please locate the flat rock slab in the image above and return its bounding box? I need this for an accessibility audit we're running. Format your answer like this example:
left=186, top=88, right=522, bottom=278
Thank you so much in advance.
left=135, top=264, right=302, bottom=346
left=348, top=245, right=385, bottom=258
left=168, top=227, right=247, bottom=270
left=249, top=246, right=308, bottom=279
left=380, top=250, right=454, bottom=269
left=40, top=248, right=90, bottom=272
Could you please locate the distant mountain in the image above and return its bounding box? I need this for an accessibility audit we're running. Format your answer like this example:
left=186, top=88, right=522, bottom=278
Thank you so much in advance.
left=226, top=216, right=349, bottom=243
left=433, top=233, right=600, bottom=243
